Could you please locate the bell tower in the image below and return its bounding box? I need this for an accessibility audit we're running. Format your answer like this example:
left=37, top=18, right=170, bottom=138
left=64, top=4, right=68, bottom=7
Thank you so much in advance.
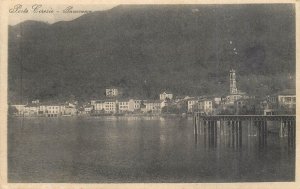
left=230, top=69, right=237, bottom=94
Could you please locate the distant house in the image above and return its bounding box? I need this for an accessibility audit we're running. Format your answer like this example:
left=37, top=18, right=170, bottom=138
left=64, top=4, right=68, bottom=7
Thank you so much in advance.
left=141, top=100, right=161, bottom=114
left=84, top=105, right=93, bottom=114
left=39, top=104, right=62, bottom=117
left=276, top=89, right=296, bottom=109
left=32, top=99, right=40, bottom=104
left=24, top=104, right=39, bottom=116
left=159, top=91, right=173, bottom=101
left=213, top=97, right=222, bottom=105
left=198, top=99, right=213, bottom=114
left=118, top=100, right=130, bottom=113
left=92, top=100, right=105, bottom=113
left=268, top=89, right=296, bottom=114
left=104, top=99, right=117, bottom=113
left=187, top=98, right=198, bottom=113
left=105, top=88, right=119, bottom=97
left=11, top=104, right=26, bottom=115
left=127, top=99, right=141, bottom=112
left=62, top=104, right=77, bottom=116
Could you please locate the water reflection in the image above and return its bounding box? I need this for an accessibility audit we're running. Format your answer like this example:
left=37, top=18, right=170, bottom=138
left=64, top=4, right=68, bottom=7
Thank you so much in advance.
left=8, top=117, right=295, bottom=182
left=194, top=120, right=295, bottom=151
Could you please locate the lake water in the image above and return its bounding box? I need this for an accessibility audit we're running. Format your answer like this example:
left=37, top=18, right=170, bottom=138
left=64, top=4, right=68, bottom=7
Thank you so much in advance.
left=8, top=116, right=295, bottom=183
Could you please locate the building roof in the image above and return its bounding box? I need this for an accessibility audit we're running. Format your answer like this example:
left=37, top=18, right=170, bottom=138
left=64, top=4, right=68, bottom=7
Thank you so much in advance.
left=160, top=90, right=172, bottom=94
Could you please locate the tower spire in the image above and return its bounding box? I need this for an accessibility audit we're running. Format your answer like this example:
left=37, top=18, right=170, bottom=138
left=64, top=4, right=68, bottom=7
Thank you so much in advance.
left=230, top=69, right=237, bottom=94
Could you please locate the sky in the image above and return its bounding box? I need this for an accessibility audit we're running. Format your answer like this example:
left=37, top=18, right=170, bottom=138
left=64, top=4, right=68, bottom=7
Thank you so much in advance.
left=8, top=4, right=117, bottom=25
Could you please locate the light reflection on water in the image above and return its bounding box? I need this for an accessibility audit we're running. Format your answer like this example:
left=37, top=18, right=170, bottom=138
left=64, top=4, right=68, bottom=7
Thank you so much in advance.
left=8, top=116, right=295, bottom=183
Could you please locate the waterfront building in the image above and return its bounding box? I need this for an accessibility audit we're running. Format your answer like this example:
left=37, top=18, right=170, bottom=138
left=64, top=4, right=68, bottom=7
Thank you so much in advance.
left=213, top=97, right=222, bottom=105
left=24, top=104, right=39, bottom=116
left=187, top=98, right=198, bottom=113
left=118, top=99, right=130, bottom=113
left=127, top=99, right=141, bottom=112
left=267, top=89, right=296, bottom=114
left=197, top=99, right=213, bottom=114
left=84, top=105, right=93, bottom=114
left=39, top=104, right=62, bottom=117
left=11, top=104, right=26, bottom=115
left=141, top=100, right=161, bottom=114
left=104, top=99, right=117, bottom=113
left=133, top=99, right=141, bottom=110
left=92, top=100, right=105, bottom=113
left=62, top=104, right=77, bottom=116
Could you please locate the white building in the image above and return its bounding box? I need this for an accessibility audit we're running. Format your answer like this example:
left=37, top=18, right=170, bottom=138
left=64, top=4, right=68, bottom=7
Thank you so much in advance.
left=11, top=104, right=26, bottom=115
left=198, top=99, right=213, bottom=114
left=92, top=100, right=105, bottom=112
left=32, top=99, right=40, bottom=104
left=118, top=100, right=130, bottom=113
left=61, top=104, right=77, bottom=116
left=23, top=104, right=39, bottom=116
left=105, top=88, right=119, bottom=97
left=187, top=98, right=198, bottom=113
left=160, top=91, right=173, bottom=101
left=269, top=89, right=296, bottom=109
left=39, top=104, right=62, bottom=117
left=104, top=100, right=117, bottom=113
left=213, top=97, right=222, bottom=105
left=127, top=99, right=141, bottom=112
left=141, top=100, right=161, bottom=114
left=84, top=105, right=93, bottom=114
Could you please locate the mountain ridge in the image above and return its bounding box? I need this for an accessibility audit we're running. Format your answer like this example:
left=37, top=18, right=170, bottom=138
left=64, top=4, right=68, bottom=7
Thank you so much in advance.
left=8, top=4, right=295, bottom=103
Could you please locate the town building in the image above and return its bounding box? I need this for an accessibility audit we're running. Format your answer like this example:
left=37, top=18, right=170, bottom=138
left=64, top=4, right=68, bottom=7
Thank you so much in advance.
left=127, top=99, right=141, bottom=112
left=92, top=100, right=105, bottom=113
left=84, top=105, right=93, bottom=114
left=39, top=104, right=62, bottom=117
left=105, top=88, right=119, bottom=97
left=104, top=100, right=117, bottom=113
left=24, top=104, right=39, bottom=116
left=225, top=69, right=248, bottom=104
left=267, top=89, right=296, bottom=114
left=159, top=91, right=173, bottom=101
left=187, top=98, right=199, bottom=113
left=118, top=100, right=130, bottom=113
left=61, top=104, right=77, bottom=116
left=32, top=99, right=40, bottom=104
left=10, top=104, right=26, bottom=116
left=141, top=100, right=161, bottom=114
left=213, top=97, right=222, bottom=105
left=198, top=99, right=213, bottom=114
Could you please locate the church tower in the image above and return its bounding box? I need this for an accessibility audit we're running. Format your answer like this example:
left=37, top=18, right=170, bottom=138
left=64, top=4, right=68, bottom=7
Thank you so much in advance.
left=230, top=69, right=238, bottom=94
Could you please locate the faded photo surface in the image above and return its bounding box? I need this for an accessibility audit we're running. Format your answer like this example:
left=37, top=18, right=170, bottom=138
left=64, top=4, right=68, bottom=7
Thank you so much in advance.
left=7, top=3, right=295, bottom=183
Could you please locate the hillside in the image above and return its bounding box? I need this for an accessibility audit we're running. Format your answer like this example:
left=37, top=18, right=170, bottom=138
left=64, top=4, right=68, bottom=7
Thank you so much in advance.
left=8, top=4, right=295, bottom=103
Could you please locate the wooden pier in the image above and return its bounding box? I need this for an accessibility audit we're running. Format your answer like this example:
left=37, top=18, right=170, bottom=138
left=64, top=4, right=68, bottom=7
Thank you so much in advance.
left=193, top=114, right=296, bottom=147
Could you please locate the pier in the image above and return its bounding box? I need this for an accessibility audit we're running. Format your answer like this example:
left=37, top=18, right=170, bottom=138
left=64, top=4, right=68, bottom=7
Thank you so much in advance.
left=193, top=114, right=296, bottom=148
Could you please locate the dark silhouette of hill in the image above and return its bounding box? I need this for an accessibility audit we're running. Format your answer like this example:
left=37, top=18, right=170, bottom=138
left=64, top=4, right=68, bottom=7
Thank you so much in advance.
left=8, top=4, right=295, bottom=103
